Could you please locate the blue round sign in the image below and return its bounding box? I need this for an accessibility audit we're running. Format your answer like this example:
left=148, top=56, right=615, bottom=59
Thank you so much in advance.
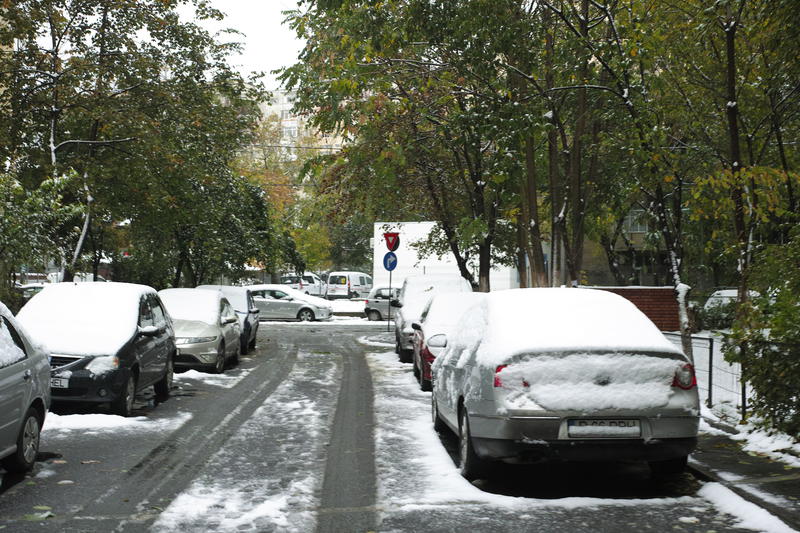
left=383, top=251, right=398, bottom=271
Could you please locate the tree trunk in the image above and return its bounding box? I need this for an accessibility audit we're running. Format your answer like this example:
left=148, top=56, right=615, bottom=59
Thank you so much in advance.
left=524, top=136, right=548, bottom=287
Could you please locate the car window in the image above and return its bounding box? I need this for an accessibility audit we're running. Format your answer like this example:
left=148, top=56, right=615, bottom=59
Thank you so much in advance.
left=269, top=290, right=289, bottom=300
left=222, top=301, right=236, bottom=320
left=359, top=276, right=366, bottom=285
left=329, top=275, right=347, bottom=285
left=139, top=297, right=155, bottom=327
left=303, top=276, right=314, bottom=284
left=149, top=296, right=167, bottom=328
left=366, top=276, right=372, bottom=285
left=0, top=316, right=27, bottom=368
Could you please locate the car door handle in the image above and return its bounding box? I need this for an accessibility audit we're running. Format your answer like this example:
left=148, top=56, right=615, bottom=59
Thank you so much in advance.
left=23, top=370, right=32, bottom=380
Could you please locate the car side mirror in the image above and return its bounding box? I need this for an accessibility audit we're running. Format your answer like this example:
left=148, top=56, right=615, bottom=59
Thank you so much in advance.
left=138, top=325, right=159, bottom=337
left=428, top=334, right=447, bottom=348
left=222, top=316, right=238, bottom=324
left=390, top=299, right=401, bottom=308
left=411, top=322, right=421, bottom=331
left=250, top=307, right=260, bottom=314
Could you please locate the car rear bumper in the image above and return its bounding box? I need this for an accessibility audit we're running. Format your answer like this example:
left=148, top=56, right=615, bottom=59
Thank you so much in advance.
left=469, top=413, right=699, bottom=463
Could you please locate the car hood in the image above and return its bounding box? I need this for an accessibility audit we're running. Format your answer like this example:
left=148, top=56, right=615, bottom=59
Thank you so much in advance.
left=173, top=319, right=218, bottom=338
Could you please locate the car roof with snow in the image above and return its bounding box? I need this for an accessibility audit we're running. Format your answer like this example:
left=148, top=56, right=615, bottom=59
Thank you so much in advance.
left=196, top=285, right=251, bottom=312
left=16, top=282, right=155, bottom=356
left=422, top=292, right=486, bottom=333
left=450, top=288, right=683, bottom=367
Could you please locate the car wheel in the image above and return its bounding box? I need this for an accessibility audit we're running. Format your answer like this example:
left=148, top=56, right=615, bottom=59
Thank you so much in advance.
left=229, top=344, right=240, bottom=366
left=112, top=374, right=136, bottom=417
left=431, top=393, right=447, bottom=433
left=649, top=456, right=688, bottom=478
left=1, top=407, right=42, bottom=473
left=399, top=348, right=412, bottom=364
left=421, top=374, right=432, bottom=392
left=211, top=343, right=225, bottom=374
left=459, top=408, right=489, bottom=481
left=413, top=357, right=420, bottom=380
left=248, top=333, right=256, bottom=350
left=154, top=355, right=174, bottom=401
left=352, top=292, right=360, bottom=299
left=367, top=310, right=382, bottom=321
left=297, top=308, right=315, bottom=322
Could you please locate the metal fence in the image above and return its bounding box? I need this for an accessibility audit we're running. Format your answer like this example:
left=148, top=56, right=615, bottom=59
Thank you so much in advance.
left=663, top=332, right=750, bottom=419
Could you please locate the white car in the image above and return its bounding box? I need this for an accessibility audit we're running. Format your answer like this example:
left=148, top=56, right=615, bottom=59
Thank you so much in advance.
left=249, top=284, right=333, bottom=322
left=392, top=274, right=473, bottom=363
left=326, top=271, right=372, bottom=299
left=432, top=288, right=699, bottom=480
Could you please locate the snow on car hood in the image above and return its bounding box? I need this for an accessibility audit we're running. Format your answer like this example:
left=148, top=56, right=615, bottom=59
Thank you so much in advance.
left=16, top=282, right=149, bottom=356
left=450, top=288, right=683, bottom=368
left=160, top=288, right=220, bottom=325
left=498, top=352, right=684, bottom=412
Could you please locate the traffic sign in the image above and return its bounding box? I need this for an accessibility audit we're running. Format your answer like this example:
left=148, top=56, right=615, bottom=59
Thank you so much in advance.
left=383, top=232, right=400, bottom=251
left=383, top=251, right=398, bottom=271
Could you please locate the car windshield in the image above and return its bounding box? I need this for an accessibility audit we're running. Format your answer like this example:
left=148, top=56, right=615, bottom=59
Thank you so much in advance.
left=159, top=289, right=219, bottom=324
left=330, top=276, right=347, bottom=285
left=282, top=276, right=299, bottom=284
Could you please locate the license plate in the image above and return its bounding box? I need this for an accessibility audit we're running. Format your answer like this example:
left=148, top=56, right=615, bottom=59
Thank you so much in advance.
left=568, top=419, right=641, bottom=438
left=50, top=377, right=69, bottom=389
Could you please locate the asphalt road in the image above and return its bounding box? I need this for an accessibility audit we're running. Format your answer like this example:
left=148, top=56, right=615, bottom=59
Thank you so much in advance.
left=0, top=323, right=774, bottom=532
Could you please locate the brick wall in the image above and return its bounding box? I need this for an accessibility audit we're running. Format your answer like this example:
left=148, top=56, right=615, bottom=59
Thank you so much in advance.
left=591, top=286, right=680, bottom=331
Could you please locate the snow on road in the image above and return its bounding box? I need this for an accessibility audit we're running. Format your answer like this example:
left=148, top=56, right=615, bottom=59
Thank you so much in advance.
left=173, top=366, right=253, bottom=388
left=153, top=350, right=339, bottom=533
left=43, top=411, right=192, bottom=437
left=365, top=344, right=795, bottom=533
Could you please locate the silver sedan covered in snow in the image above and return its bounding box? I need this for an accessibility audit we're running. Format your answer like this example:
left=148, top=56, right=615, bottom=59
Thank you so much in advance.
left=431, top=288, right=700, bottom=480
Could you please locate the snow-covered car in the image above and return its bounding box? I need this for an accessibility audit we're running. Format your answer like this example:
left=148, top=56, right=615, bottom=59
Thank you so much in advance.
left=248, top=284, right=332, bottom=322
left=363, top=286, right=399, bottom=321
left=196, top=285, right=259, bottom=354
left=16, top=283, right=175, bottom=417
left=411, top=292, right=486, bottom=391
left=392, top=274, right=473, bottom=363
left=431, top=288, right=700, bottom=480
left=158, top=289, right=241, bottom=373
left=702, top=289, right=759, bottom=310
left=280, top=272, right=327, bottom=297
left=0, top=301, right=50, bottom=472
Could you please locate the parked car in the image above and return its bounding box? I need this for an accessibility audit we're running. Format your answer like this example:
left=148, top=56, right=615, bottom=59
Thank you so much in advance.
left=16, top=283, right=175, bottom=417
left=0, top=302, right=50, bottom=472
left=159, top=289, right=241, bottom=373
left=326, top=271, right=372, bottom=299
left=364, top=286, right=400, bottom=321
left=392, top=274, right=473, bottom=363
left=249, top=284, right=332, bottom=322
left=411, top=292, right=485, bottom=391
left=431, top=288, right=699, bottom=481
left=281, top=272, right=327, bottom=297
left=196, top=285, right=259, bottom=355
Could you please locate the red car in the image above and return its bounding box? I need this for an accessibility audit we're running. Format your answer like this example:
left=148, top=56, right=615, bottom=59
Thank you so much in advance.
left=411, top=293, right=486, bottom=391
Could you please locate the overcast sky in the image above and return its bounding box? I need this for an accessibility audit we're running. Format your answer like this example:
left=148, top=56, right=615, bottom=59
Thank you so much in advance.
left=184, top=0, right=305, bottom=90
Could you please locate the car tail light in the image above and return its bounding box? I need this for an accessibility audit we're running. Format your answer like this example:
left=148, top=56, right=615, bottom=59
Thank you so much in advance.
left=421, top=344, right=436, bottom=364
left=494, top=364, right=529, bottom=388
left=494, top=365, right=507, bottom=387
left=672, top=363, right=697, bottom=390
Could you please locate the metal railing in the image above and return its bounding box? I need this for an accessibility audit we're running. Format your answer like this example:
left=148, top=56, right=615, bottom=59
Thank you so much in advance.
left=663, top=332, right=751, bottom=419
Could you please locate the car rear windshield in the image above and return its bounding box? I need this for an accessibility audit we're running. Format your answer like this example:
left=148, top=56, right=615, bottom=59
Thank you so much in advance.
left=282, top=276, right=299, bottom=284
left=329, top=275, right=347, bottom=285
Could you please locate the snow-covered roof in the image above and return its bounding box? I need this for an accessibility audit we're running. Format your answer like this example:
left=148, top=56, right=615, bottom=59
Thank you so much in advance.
left=423, top=292, right=486, bottom=334
left=16, top=282, right=154, bottom=356
left=197, top=285, right=250, bottom=312
left=454, top=288, right=682, bottom=367
left=159, top=288, right=221, bottom=325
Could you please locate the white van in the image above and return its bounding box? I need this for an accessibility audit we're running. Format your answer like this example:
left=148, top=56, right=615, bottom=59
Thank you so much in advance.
left=326, top=271, right=373, bottom=299
left=281, top=272, right=327, bottom=297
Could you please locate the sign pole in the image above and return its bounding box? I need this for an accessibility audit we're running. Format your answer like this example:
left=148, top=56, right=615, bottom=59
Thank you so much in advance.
left=387, top=269, right=392, bottom=332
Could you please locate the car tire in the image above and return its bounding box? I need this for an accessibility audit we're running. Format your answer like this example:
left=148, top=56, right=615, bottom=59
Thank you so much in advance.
left=1, top=407, right=42, bottom=473
left=459, top=409, right=489, bottom=481
left=248, top=333, right=256, bottom=350
left=399, top=348, right=412, bottom=364
left=297, top=308, right=315, bottom=322
left=367, top=310, right=382, bottom=321
left=352, top=292, right=359, bottom=299
left=649, top=456, right=688, bottom=478
left=431, top=394, right=447, bottom=433
left=413, top=357, right=421, bottom=380
left=211, top=343, right=225, bottom=374
left=420, top=374, right=432, bottom=392
left=154, top=355, right=174, bottom=401
left=112, top=374, right=136, bottom=417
